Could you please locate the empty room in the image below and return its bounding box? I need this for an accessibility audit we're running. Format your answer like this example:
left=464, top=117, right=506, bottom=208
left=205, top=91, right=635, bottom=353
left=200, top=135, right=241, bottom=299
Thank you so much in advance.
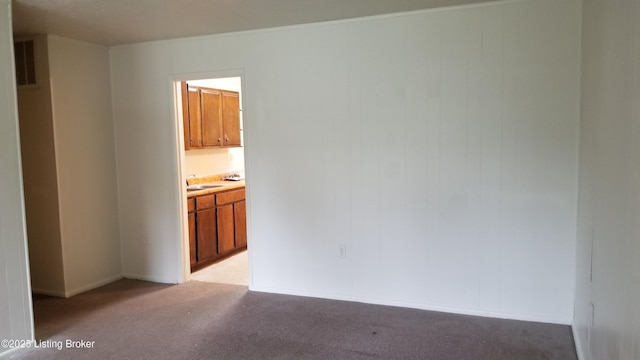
left=1, top=0, right=638, bottom=359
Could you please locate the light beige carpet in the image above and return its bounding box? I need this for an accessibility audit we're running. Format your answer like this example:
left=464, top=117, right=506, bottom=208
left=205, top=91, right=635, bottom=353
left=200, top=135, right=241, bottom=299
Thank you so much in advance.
left=190, top=250, right=248, bottom=286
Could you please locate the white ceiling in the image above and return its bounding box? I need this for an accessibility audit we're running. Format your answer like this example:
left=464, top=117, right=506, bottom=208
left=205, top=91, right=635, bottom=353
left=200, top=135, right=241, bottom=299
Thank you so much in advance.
left=12, top=0, right=492, bottom=46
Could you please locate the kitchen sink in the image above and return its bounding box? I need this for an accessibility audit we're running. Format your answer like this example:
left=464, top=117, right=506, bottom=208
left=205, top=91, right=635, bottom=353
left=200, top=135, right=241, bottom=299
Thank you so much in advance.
left=186, top=184, right=226, bottom=192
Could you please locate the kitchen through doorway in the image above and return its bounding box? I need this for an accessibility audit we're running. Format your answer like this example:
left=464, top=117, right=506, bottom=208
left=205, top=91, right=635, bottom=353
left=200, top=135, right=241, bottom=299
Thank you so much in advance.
left=176, top=75, right=248, bottom=286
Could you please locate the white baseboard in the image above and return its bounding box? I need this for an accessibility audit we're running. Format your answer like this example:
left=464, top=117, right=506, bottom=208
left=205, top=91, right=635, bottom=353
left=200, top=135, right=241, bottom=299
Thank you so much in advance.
left=31, top=287, right=66, bottom=297
left=249, top=285, right=573, bottom=325
left=0, top=343, right=31, bottom=359
left=64, top=274, right=124, bottom=297
left=572, top=323, right=586, bottom=360
left=122, top=272, right=178, bottom=284
left=32, top=274, right=124, bottom=298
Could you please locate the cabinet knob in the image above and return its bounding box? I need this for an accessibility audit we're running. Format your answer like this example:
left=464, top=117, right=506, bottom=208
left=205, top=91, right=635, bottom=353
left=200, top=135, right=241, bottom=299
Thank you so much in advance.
left=218, top=138, right=221, bottom=143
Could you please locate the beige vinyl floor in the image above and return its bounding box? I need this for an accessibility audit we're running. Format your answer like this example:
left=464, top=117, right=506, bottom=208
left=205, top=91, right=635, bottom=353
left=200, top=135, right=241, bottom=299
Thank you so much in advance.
left=190, top=250, right=248, bottom=286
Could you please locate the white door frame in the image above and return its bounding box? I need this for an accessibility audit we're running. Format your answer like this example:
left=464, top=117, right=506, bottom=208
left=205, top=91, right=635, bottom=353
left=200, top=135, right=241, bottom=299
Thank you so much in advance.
left=168, top=69, right=248, bottom=284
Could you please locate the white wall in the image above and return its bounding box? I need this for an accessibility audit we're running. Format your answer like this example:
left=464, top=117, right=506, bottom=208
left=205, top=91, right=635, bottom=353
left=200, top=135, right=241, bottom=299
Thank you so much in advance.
left=0, top=0, right=34, bottom=356
left=183, top=148, right=244, bottom=177
left=111, top=0, right=581, bottom=323
left=48, top=35, right=122, bottom=296
left=188, top=77, right=240, bottom=92
left=16, top=34, right=121, bottom=297
left=16, top=35, right=66, bottom=295
left=574, top=0, right=640, bottom=359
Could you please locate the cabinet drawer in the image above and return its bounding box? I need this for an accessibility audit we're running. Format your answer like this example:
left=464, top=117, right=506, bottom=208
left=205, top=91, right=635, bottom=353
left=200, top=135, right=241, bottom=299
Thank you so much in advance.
left=187, top=198, right=195, bottom=213
left=216, top=188, right=245, bottom=205
left=196, top=195, right=215, bottom=210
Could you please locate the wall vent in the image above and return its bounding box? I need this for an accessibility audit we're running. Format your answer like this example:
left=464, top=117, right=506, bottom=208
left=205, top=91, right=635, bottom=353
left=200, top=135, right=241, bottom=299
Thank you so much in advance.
left=14, top=39, right=37, bottom=87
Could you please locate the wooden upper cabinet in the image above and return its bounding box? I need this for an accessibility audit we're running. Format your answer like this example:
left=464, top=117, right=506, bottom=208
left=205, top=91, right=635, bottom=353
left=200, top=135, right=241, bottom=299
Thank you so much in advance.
left=201, top=88, right=223, bottom=147
left=187, top=86, right=202, bottom=148
left=182, top=84, right=241, bottom=151
left=222, top=91, right=241, bottom=147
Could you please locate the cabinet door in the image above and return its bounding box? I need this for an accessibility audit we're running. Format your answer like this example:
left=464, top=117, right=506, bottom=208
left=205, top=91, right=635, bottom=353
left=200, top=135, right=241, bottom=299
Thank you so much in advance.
left=187, top=86, right=202, bottom=148
left=221, top=91, right=241, bottom=147
left=196, top=208, right=217, bottom=261
left=234, top=200, right=247, bottom=247
left=188, top=212, right=197, bottom=265
left=216, top=188, right=244, bottom=205
left=201, top=88, right=223, bottom=147
left=217, top=204, right=235, bottom=254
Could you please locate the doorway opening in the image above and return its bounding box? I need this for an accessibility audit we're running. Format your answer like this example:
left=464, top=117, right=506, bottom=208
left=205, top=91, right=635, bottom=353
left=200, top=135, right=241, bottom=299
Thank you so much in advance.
left=175, top=75, right=248, bottom=287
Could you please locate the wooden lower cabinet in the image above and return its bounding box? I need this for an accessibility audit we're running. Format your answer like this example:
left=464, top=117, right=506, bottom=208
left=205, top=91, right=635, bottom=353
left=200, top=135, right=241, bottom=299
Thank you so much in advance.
left=217, top=204, right=235, bottom=254
left=189, top=187, right=246, bottom=271
left=188, top=198, right=197, bottom=267
left=196, top=207, right=217, bottom=262
left=234, top=200, right=247, bottom=247
left=188, top=212, right=197, bottom=265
